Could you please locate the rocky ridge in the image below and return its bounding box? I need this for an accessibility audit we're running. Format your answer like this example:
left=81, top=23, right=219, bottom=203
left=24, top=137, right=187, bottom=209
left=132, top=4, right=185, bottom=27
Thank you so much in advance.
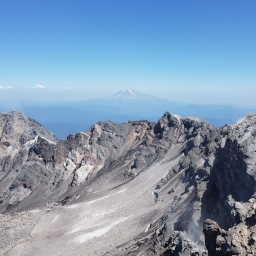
left=0, top=111, right=256, bottom=255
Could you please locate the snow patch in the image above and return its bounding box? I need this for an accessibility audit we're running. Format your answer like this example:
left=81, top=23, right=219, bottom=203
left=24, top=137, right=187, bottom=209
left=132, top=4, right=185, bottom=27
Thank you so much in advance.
left=52, top=215, right=59, bottom=223
left=40, top=136, right=57, bottom=145
left=23, top=136, right=38, bottom=148
left=79, top=132, right=90, bottom=137
left=87, top=188, right=126, bottom=205
left=75, top=216, right=131, bottom=243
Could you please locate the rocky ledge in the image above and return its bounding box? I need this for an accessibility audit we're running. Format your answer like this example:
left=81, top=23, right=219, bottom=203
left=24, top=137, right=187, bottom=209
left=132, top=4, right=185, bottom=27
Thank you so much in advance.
left=1, top=111, right=256, bottom=255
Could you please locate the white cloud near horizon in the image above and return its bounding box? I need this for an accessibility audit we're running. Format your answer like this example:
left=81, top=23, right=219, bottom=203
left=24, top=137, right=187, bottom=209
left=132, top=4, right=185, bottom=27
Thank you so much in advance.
left=0, top=86, right=13, bottom=89
left=63, top=87, right=69, bottom=89
left=29, top=84, right=45, bottom=89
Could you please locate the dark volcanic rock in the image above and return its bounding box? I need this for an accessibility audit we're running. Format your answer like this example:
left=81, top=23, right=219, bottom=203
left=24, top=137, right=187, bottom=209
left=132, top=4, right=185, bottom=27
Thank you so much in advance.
left=1, top=111, right=256, bottom=255
left=203, top=209, right=256, bottom=255
left=203, top=219, right=222, bottom=255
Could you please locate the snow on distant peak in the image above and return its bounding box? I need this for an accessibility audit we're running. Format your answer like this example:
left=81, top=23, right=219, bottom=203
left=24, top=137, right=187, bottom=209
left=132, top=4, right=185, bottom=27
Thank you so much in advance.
left=105, top=89, right=156, bottom=100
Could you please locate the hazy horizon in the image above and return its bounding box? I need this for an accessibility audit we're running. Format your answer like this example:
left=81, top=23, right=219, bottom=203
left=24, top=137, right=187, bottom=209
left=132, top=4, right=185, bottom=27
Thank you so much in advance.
left=0, top=1, right=255, bottom=106
left=1, top=88, right=256, bottom=109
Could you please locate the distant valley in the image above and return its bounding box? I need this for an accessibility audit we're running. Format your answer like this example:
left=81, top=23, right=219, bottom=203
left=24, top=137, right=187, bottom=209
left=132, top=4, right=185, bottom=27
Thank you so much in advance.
left=0, top=89, right=255, bottom=139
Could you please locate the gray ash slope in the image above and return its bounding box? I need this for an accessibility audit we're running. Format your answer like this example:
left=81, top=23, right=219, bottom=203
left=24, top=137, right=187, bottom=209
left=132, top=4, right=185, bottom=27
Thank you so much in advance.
left=1, top=111, right=256, bottom=255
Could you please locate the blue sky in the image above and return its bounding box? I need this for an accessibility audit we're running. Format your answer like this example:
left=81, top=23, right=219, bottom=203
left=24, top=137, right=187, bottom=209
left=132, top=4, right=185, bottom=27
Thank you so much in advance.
left=0, top=0, right=255, bottom=105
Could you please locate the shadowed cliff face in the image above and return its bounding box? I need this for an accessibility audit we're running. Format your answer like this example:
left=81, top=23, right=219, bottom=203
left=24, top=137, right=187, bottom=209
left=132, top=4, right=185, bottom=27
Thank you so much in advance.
left=1, top=111, right=256, bottom=255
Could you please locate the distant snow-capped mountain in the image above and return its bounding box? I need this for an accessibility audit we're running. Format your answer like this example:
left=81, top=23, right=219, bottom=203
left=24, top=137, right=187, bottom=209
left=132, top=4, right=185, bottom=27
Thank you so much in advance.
left=105, top=89, right=156, bottom=100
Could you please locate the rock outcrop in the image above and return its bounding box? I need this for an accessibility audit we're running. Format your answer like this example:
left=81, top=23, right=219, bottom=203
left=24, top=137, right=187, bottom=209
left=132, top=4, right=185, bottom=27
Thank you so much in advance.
left=203, top=214, right=256, bottom=255
left=1, top=111, right=256, bottom=255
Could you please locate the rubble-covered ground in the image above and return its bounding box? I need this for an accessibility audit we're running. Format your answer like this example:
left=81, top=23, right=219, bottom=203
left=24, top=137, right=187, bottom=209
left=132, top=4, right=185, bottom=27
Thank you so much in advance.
left=1, top=111, right=256, bottom=255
